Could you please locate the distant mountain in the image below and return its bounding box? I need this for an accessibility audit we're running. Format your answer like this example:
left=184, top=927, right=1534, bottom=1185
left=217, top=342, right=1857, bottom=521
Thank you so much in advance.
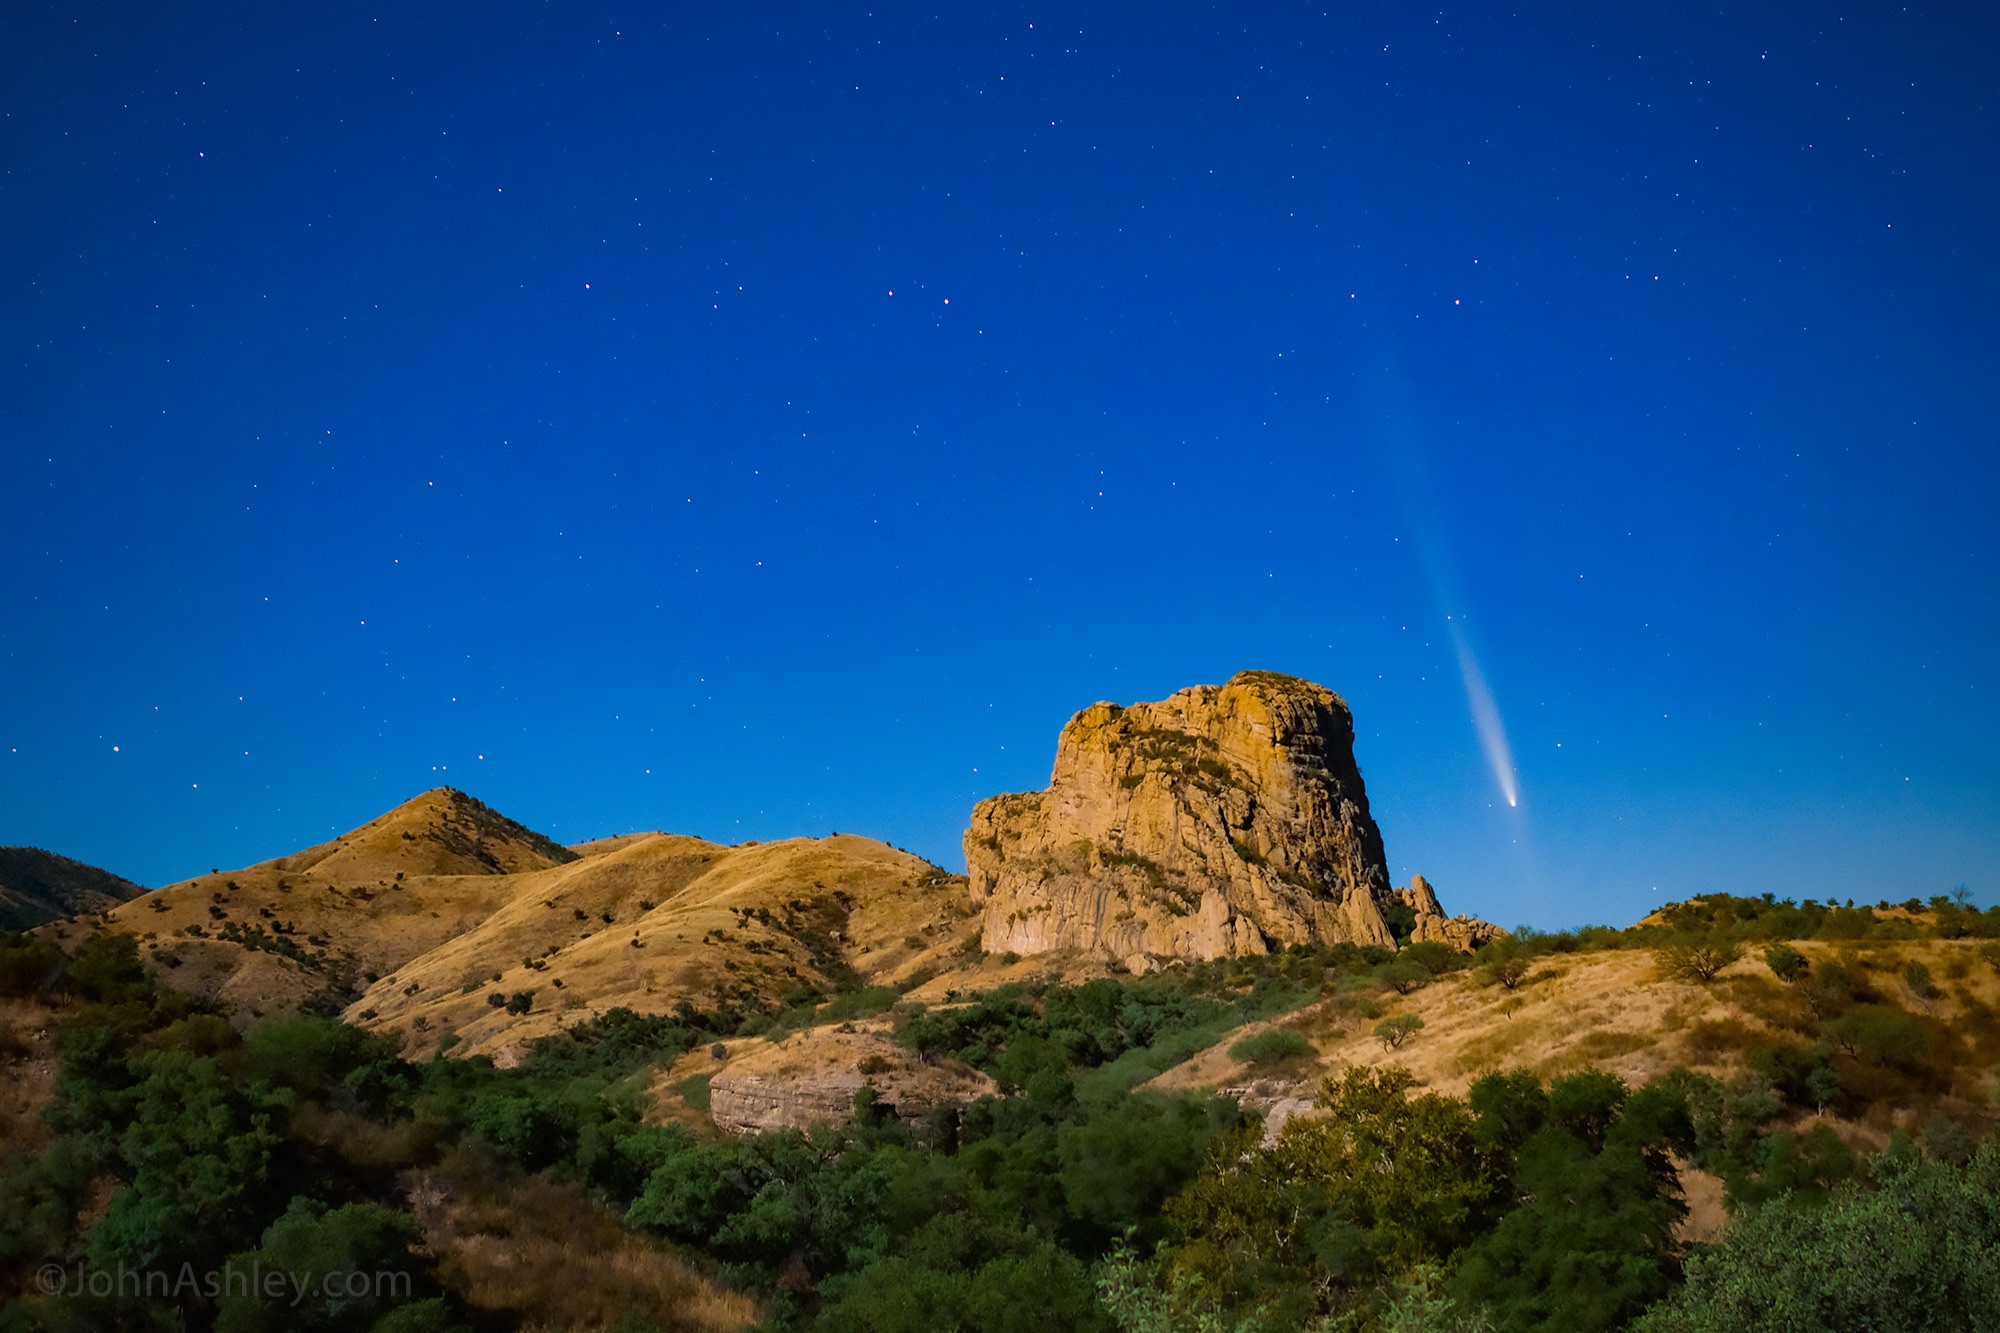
left=0, top=847, right=147, bottom=930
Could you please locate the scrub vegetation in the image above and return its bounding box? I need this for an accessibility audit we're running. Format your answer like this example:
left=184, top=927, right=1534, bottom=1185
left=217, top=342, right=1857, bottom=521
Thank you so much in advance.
left=0, top=888, right=1996, bottom=1332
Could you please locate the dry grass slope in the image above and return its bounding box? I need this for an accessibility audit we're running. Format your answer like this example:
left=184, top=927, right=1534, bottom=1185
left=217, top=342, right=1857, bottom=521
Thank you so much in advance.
left=45, top=789, right=986, bottom=1057
left=1151, top=937, right=2000, bottom=1154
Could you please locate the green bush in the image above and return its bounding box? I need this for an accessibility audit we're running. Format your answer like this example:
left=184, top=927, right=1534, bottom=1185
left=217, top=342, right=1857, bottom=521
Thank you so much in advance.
left=1375, top=1014, right=1425, bottom=1050
left=1823, top=1004, right=1930, bottom=1068
left=1227, top=1029, right=1313, bottom=1068
left=1634, top=1143, right=2000, bottom=1332
left=1763, top=943, right=1808, bottom=983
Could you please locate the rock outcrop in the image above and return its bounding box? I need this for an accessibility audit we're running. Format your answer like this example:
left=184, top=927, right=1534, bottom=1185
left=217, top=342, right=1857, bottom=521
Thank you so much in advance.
left=1395, top=873, right=1507, bottom=952
left=968, top=671, right=1431, bottom=966
left=708, top=1026, right=996, bottom=1133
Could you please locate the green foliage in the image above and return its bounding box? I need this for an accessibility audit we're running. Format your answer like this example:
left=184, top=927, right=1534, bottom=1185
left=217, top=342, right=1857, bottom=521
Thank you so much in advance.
left=1056, top=1093, right=1237, bottom=1248
left=1823, top=1004, right=1930, bottom=1068
left=1378, top=958, right=1433, bottom=995
left=0, top=932, right=67, bottom=996
left=818, top=986, right=900, bottom=1023
left=213, top=1198, right=432, bottom=1333
left=1158, top=1066, right=1709, bottom=1330
left=1635, top=1142, right=2000, bottom=1332
left=1095, top=1237, right=1261, bottom=1333
left=1474, top=937, right=1532, bottom=990
left=1375, top=1013, right=1425, bottom=1050
left=1665, top=1068, right=1859, bottom=1210
left=1227, top=1029, right=1313, bottom=1068
left=6, top=913, right=1992, bottom=1333
left=1622, top=891, right=2000, bottom=948
left=1761, top=943, right=1808, bottom=983
left=1449, top=1076, right=1692, bottom=1331
left=674, top=1073, right=713, bottom=1111
left=1381, top=897, right=1420, bottom=945
left=1165, top=1067, right=1498, bottom=1321
left=85, top=1049, right=289, bottom=1276
left=816, top=1234, right=1114, bottom=1333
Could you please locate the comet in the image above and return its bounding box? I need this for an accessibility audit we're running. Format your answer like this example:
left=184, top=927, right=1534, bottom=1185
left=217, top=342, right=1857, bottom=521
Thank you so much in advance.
left=1447, top=618, right=1520, bottom=808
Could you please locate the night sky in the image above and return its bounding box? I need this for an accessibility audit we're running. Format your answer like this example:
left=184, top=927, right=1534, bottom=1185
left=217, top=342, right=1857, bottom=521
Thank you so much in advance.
left=4, top=3, right=1996, bottom=928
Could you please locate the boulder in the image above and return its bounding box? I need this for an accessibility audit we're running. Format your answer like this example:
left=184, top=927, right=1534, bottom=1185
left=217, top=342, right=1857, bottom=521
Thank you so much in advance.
left=708, top=1026, right=996, bottom=1133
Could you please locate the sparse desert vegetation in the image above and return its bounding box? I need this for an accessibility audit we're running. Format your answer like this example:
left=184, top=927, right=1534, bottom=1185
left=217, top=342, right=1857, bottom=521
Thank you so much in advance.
left=4, top=880, right=1997, bottom=1330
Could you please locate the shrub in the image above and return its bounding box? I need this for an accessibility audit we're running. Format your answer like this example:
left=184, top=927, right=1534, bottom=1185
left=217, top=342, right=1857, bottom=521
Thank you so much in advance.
left=1228, top=1029, right=1314, bottom=1068
left=1634, top=1143, right=2000, bottom=1332
left=1378, top=959, right=1432, bottom=995
left=1375, top=1014, right=1425, bottom=1050
left=0, top=934, right=66, bottom=996
left=1762, top=943, right=1808, bottom=983
left=1401, top=941, right=1460, bottom=977
left=1823, top=1004, right=1929, bottom=1068
left=674, top=1073, right=713, bottom=1112
left=819, top=986, right=899, bottom=1023
left=1657, top=938, right=1741, bottom=984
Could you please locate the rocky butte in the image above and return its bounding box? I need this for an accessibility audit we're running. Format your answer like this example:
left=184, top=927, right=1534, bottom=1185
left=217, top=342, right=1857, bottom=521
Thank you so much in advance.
left=966, top=670, right=1501, bottom=970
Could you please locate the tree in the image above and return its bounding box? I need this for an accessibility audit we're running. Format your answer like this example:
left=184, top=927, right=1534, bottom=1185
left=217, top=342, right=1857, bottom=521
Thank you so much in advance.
left=1806, top=1065, right=1842, bottom=1117
left=1096, top=1236, right=1262, bottom=1333
left=1474, top=939, right=1532, bottom=991
left=1375, top=1015, right=1425, bottom=1051
left=1761, top=944, right=1808, bottom=984
left=1166, top=1066, right=1498, bottom=1320
left=1633, top=1143, right=2000, bottom=1332
left=1822, top=1004, right=1929, bottom=1068
left=84, top=1050, right=288, bottom=1283
left=1379, top=959, right=1432, bottom=996
left=1451, top=1075, right=1692, bottom=1332
left=1656, top=937, right=1740, bottom=984
left=1057, top=1092, right=1223, bottom=1246
left=214, top=1198, right=433, bottom=1333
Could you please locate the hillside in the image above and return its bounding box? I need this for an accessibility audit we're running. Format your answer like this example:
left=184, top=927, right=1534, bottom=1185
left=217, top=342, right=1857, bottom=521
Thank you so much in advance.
left=1149, top=932, right=2000, bottom=1151
left=46, top=788, right=983, bottom=1054
left=0, top=846, right=145, bottom=930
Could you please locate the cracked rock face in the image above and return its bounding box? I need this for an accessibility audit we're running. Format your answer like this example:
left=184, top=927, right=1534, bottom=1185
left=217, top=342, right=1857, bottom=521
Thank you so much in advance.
left=967, top=671, right=1407, bottom=965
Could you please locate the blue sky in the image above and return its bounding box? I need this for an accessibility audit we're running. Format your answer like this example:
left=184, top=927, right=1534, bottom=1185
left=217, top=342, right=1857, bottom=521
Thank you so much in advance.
left=3, top=2, right=1995, bottom=928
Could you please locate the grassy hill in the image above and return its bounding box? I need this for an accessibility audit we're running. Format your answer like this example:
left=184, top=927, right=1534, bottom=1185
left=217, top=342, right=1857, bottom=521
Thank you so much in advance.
left=45, top=788, right=984, bottom=1054
left=0, top=846, right=145, bottom=930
